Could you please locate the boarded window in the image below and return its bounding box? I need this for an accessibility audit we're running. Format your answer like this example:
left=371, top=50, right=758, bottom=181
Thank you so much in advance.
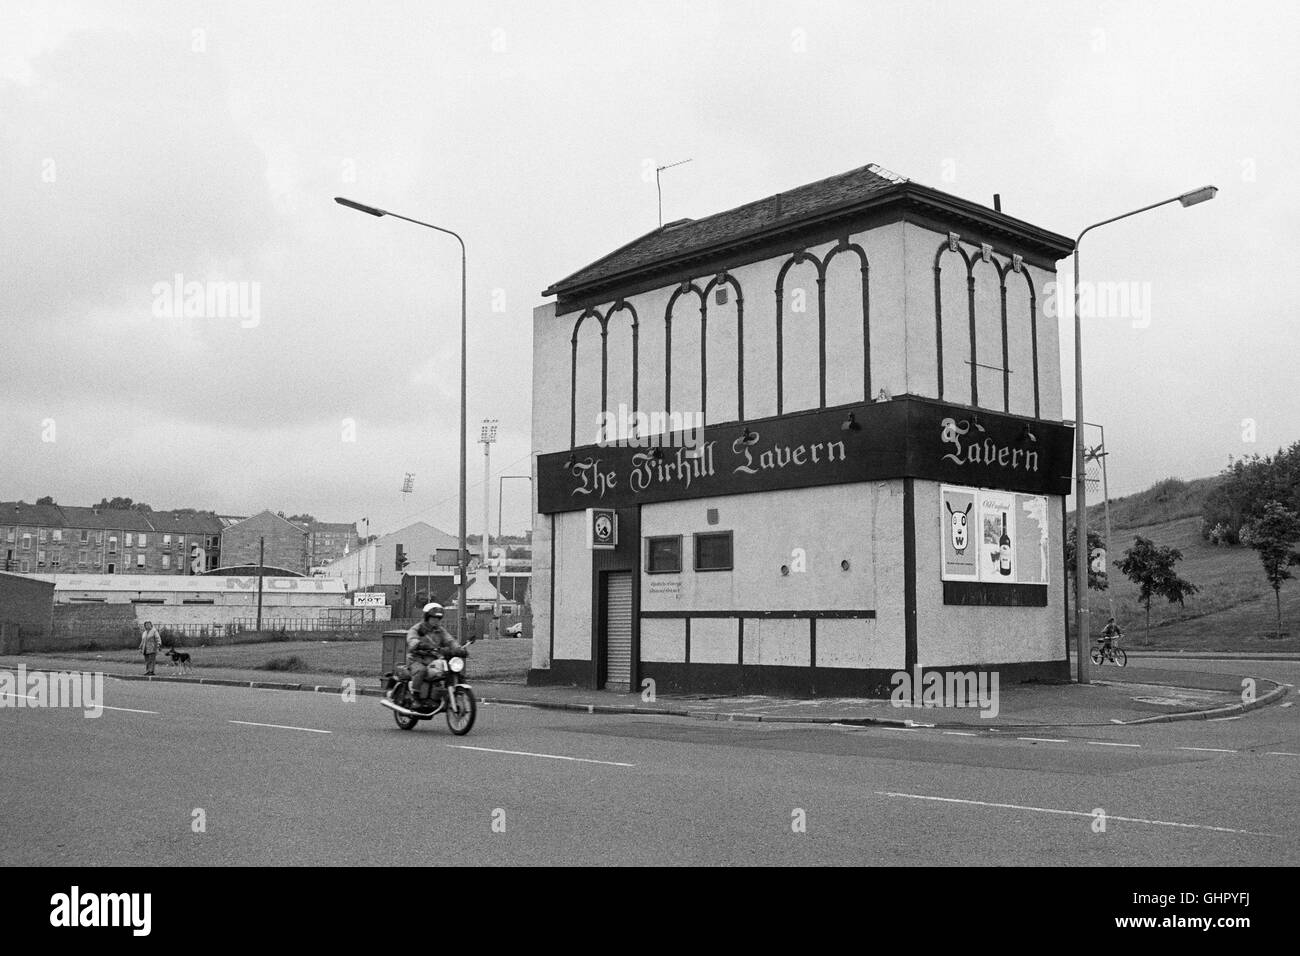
left=693, top=531, right=734, bottom=572
left=645, top=536, right=682, bottom=574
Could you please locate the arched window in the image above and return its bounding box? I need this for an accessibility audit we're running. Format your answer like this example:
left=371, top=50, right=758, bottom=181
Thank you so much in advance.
left=971, top=255, right=1004, bottom=410
left=934, top=243, right=973, bottom=404
left=1005, top=267, right=1039, bottom=417
left=822, top=243, right=869, bottom=407
left=570, top=308, right=604, bottom=447
left=776, top=252, right=822, bottom=413
left=703, top=275, right=742, bottom=426
left=666, top=285, right=704, bottom=420
left=605, top=301, right=637, bottom=436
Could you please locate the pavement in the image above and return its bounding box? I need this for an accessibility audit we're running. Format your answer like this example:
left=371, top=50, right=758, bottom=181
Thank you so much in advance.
left=2, top=650, right=1288, bottom=728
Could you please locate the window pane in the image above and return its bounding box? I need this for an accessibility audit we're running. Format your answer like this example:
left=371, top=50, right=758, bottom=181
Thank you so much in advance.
left=695, top=532, right=733, bottom=571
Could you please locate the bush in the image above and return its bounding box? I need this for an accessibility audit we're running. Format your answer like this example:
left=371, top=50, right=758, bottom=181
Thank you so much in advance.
left=259, top=655, right=308, bottom=672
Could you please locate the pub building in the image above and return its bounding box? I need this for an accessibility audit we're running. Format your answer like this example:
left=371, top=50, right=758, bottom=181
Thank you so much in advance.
left=528, top=163, right=1076, bottom=697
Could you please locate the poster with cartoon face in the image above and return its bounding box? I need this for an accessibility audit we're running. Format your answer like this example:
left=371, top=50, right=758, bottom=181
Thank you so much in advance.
left=940, top=486, right=978, bottom=580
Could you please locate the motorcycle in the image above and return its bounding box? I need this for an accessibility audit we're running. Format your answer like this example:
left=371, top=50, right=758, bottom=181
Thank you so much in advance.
left=380, top=648, right=477, bottom=735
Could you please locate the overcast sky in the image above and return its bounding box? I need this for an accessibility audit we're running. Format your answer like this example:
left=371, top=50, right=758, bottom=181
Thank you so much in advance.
left=2, top=0, right=1296, bottom=537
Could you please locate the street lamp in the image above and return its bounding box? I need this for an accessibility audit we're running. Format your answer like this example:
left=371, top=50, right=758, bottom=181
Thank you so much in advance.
left=1071, top=185, right=1216, bottom=683
left=336, top=196, right=470, bottom=642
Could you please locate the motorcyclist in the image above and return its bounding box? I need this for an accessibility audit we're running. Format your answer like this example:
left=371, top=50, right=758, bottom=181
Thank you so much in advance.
left=405, top=602, right=462, bottom=711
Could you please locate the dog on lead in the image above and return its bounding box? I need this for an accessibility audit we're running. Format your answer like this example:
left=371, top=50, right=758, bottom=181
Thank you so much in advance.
left=164, top=648, right=193, bottom=675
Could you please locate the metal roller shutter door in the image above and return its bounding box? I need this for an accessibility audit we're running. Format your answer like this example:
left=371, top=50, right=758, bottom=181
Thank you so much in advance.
left=605, top=572, right=633, bottom=686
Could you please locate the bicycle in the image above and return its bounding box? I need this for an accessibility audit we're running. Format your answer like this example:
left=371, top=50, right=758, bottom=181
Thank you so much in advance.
left=1089, top=636, right=1127, bottom=667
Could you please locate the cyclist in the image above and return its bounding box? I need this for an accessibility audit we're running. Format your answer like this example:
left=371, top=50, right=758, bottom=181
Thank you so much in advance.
left=1097, top=617, right=1123, bottom=660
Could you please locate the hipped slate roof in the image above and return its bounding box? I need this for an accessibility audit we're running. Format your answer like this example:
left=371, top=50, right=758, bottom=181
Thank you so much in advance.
left=543, top=162, right=1074, bottom=303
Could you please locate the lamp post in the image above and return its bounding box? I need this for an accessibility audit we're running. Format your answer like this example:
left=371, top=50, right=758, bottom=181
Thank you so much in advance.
left=336, top=196, right=470, bottom=642
left=1071, top=185, right=1216, bottom=683
left=479, top=419, right=498, bottom=636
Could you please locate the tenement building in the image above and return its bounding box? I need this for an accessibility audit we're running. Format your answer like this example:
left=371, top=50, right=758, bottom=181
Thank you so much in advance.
left=528, top=163, right=1075, bottom=696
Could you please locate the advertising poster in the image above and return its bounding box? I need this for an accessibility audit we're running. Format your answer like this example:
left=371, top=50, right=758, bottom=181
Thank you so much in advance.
left=976, top=489, right=1017, bottom=583
left=1014, top=493, right=1050, bottom=584
left=940, top=486, right=979, bottom=580
left=942, top=485, right=1051, bottom=585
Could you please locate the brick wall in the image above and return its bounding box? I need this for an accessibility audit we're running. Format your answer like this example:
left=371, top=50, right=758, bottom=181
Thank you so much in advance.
left=0, top=572, right=55, bottom=649
left=220, top=513, right=309, bottom=574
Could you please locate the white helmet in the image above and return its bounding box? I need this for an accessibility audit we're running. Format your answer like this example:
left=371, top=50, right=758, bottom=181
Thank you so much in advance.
left=422, top=602, right=444, bottom=619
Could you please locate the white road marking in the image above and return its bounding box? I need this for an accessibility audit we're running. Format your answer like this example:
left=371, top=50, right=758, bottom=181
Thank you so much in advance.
left=1086, top=740, right=1141, bottom=748
left=1177, top=746, right=1237, bottom=754
left=942, top=731, right=977, bottom=737
left=229, top=720, right=331, bottom=734
left=1265, top=751, right=1300, bottom=757
left=449, top=745, right=633, bottom=767
left=1280, top=702, right=1294, bottom=709
left=881, top=726, right=919, bottom=732
left=1208, top=715, right=1245, bottom=722
left=873, top=791, right=1276, bottom=837
left=2, top=692, right=156, bottom=714
left=1018, top=737, right=1067, bottom=743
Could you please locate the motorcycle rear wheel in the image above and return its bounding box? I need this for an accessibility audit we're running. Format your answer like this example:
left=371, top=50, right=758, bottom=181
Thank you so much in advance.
left=390, top=683, right=420, bottom=731
left=445, top=686, right=477, bottom=736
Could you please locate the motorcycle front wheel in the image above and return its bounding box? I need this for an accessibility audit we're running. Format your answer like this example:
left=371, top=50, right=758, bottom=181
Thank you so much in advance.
left=445, top=686, right=477, bottom=736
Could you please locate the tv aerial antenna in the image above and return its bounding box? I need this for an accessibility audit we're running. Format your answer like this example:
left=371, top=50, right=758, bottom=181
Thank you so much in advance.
left=656, top=158, right=693, bottom=228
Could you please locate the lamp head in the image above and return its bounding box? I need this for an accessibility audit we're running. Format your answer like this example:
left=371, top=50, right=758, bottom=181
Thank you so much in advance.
left=335, top=196, right=387, bottom=217
left=1178, top=186, right=1217, bottom=208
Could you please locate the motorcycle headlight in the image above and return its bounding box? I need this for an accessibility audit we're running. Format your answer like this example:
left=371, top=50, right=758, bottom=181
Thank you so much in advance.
left=448, top=656, right=465, bottom=673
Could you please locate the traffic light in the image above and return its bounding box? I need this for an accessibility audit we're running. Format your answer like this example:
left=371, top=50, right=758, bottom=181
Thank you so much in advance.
left=395, top=543, right=409, bottom=571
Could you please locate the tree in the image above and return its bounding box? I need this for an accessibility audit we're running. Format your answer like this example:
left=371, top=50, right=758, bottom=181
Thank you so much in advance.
left=1239, top=501, right=1300, bottom=639
left=288, top=513, right=317, bottom=525
left=96, top=497, right=152, bottom=512
left=35, top=495, right=56, bottom=505
left=1115, top=536, right=1200, bottom=643
left=1201, top=440, right=1300, bottom=543
left=1064, top=526, right=1109, bottom=597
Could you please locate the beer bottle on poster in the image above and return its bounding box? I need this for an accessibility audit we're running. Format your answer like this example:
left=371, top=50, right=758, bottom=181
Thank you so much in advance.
left=999, top=511, right=1012, bottom=576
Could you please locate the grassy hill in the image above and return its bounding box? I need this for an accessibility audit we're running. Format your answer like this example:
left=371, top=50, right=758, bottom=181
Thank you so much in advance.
left=1071, top=475, right=1299, bottom=652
